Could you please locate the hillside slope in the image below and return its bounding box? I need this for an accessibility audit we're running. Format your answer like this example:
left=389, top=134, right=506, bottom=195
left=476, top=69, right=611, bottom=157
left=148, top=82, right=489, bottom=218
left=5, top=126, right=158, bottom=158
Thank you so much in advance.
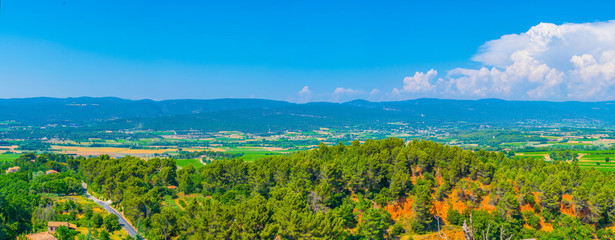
left=75, top=138, right=615, bottom=239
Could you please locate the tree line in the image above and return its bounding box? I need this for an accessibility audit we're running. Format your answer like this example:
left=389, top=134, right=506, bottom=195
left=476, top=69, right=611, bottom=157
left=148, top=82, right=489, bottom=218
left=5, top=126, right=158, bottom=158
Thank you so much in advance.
left=3, top=138, right=615, bottom=239
left=75, top=138, right=615, bottom=239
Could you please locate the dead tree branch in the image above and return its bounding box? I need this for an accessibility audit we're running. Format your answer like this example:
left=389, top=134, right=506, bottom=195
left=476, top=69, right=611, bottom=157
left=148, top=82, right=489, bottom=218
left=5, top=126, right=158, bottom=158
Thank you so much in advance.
left=434, top=215, right=448, bottom=240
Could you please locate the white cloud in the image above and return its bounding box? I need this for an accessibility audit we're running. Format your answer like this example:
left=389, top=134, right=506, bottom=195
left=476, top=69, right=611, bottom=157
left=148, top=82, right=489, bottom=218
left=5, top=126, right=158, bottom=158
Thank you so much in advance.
left=369, top=89, right=380, bottom=96
left=394, top=21, right=615, bottom=101
left=299, top=86, right=311, bottom=95
left=333, top=87, right=359, bottom=95
left=367, top=89, right=382, bottom=101
left=297, top=86, right=312, bottom=103
left=403, top=69, right=438, bottom=93
left=332, top=87, right=361, bottom=102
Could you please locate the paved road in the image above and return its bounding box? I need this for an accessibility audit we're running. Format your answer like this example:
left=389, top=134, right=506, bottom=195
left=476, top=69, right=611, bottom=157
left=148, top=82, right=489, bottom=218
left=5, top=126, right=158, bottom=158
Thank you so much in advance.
left=82, top=183, right=138, bottom=238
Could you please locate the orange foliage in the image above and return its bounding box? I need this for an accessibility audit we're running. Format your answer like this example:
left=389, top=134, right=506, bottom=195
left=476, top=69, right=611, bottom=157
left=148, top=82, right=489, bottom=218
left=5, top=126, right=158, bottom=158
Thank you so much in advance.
left=434, top=200, right=447, bottom=221
left=561, top=194, right=573, bottom=201
left=385, top=197, right=414, bottom=221
left=533, top=192, right=540, bottom=204
left=442, top=229, right=467, bottom=240
left=539, top=217, right=554, bottom=232
left=435, top=174, right=444, bottom=186
left=413, top=229, right=465, bottom=240
left=448, top=189, right=468, bottom=213
left=520, top=204, right=533, bottom=212
left=606, top=223, right=615, bottom=233
left=560, top=194, right=576, bottom=216
left=479, top=195, right=496, bottom=212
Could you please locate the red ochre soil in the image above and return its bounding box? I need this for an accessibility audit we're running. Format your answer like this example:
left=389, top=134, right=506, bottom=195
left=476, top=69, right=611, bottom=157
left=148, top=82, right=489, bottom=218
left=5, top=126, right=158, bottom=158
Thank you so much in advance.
left=382, top=179, right=583, bottom=236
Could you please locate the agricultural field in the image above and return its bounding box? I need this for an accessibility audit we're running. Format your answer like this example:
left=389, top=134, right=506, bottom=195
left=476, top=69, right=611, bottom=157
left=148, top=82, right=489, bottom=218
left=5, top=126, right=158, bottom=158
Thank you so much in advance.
left=0, top=153, right=20, bottom=162
left=50, top=145, right=179, bottom=158
left=577, top=152, right=615, bottom=171
left=516, top=150, right=615, bottom=171
left=46, top=140, right=299, bottom=167
left=224, top=146, right=285, bottom=161
left=514, top=152, right=548, bottom=160
left=4, top=126, right=615, bottom=169
left=175, top=158, right=205, bottom=169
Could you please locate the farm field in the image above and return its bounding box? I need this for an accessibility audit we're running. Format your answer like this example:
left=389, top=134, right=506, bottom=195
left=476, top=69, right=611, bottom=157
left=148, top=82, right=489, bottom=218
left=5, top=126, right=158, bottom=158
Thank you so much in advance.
left=0, top=153, right=20, bottom=162
left=516, top=150, right=615, bottom=171
left=175, top=158, right=204, bottom=169
left=225, top=146, right=286, bottom=161
left=515, top=152, right=547, bottom=160
left=578, top=152, right=615, bottom=171
left=51, top=145, right=179, bottom=158
left=47, top=143, right=296, bottom=167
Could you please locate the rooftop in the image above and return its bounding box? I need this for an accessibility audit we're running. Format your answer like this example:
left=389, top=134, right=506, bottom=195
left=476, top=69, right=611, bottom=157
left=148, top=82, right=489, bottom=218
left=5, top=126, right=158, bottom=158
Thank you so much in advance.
left=48, top=221, right=70, bottom=227
left=26, top=232, right=58, bottom=240
left=5, top=166, right=20, bottom=173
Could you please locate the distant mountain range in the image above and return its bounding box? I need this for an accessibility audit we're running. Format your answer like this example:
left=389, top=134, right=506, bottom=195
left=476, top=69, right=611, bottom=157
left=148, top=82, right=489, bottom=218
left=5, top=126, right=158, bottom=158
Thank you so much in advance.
left=1, top=97, right=614, bottom=132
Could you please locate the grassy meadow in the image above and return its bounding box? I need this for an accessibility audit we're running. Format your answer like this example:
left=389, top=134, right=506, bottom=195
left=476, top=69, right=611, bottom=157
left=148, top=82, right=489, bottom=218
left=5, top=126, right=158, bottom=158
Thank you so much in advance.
left=175, top=158, right=204, bottom=169
left=0, top=153, right=20, bottom=162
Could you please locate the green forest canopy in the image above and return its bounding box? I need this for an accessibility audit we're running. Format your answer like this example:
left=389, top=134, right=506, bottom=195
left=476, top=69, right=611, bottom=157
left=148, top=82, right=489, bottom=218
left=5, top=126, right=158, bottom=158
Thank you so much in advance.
left=2, top=138, right=615, bottom=239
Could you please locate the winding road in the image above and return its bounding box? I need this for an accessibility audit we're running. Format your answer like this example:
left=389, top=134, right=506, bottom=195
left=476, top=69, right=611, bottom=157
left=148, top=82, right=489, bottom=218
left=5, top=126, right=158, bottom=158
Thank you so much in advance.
left=82, top=183, right=139, bottom=238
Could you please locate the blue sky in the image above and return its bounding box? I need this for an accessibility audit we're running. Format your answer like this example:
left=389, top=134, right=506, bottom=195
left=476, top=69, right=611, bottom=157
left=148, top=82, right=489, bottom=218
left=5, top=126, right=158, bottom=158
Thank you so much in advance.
left=2, top=1, right=615, bottom=102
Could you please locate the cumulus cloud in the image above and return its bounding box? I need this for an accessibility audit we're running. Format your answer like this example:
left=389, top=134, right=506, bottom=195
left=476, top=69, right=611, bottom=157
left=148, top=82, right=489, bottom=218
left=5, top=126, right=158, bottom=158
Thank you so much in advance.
left=333, top=87, right=359, bottom=95
left=395, top=21, right=615, bottom=101
left=366, top=89, right=381, bottom=101
left=297, top=86, right=312, bottom=102
left=299, top=86, right=311, bottom=95
left=332, top=87, right=361, bottom=102
left=398, top=69, right=438, bottom=93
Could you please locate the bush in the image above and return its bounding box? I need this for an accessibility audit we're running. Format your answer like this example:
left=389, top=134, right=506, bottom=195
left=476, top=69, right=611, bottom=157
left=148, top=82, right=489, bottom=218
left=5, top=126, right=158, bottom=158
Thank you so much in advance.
left=103, top=214, right=120, bottom=232
left=178, top=199, right=188, bottom=208
left=523, top=193, right=536, bottom=206
left=446, top=207, right=462, bottom=225
left=54, top=225, right=79, bottom=240
left=374, top=188, right=392, bottom=207
left=91, top=213, right=103, bottom=228
left=99, top=231, right=111, bottom=240
left=410, top=220, right=426, bottom=234
left=220, top=191, right=236, bottom=204
left=533, top=203, right=541, bottom=213
left=523, top=210, right=540, bottom=229
left=391, top=223, right=405, bottom=237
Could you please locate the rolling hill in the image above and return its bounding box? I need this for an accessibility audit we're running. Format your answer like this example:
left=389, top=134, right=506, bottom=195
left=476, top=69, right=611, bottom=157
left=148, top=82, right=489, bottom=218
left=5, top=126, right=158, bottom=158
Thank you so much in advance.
left=1, top=97, right=615, bottom=133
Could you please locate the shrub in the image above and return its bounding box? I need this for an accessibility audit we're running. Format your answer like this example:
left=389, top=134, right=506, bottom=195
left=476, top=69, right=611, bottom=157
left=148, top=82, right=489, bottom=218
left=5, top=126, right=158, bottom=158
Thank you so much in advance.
left=447, top=207, right=462, bottom=225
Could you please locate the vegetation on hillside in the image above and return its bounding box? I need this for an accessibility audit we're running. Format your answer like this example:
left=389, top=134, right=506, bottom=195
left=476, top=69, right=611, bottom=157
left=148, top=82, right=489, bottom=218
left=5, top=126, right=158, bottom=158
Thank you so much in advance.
left=0, top=153, right=126, bottom=239
left=3, top=138, right=615, bottom=239
left=73, top=138, right=615, bottom=239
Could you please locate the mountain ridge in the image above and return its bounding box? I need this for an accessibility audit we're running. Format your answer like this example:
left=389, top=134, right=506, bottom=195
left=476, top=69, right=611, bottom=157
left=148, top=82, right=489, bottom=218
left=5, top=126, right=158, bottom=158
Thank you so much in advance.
left=2, top=97, right=615, bottom=132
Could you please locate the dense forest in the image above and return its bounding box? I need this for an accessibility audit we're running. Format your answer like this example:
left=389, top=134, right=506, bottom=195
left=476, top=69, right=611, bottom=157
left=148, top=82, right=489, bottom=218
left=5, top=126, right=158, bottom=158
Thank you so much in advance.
left=3, top=138, right=615, bottom=239
left=0, top=153, right=126, bottom=240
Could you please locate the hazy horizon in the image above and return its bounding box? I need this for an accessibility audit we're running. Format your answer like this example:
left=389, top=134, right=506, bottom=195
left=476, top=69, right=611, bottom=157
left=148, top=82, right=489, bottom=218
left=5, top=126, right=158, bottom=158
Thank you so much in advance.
left=4, top=95, right=615, bottom=104
left=2, top=1, right=615, bottom=102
